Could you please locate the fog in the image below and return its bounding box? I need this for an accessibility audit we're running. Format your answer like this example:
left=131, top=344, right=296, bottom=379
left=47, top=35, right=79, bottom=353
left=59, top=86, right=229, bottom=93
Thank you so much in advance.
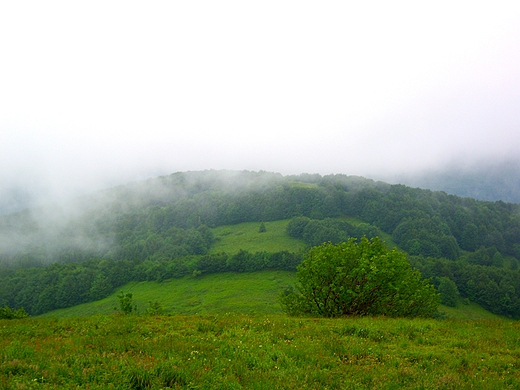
left=1, top=2, right=520, bottom=212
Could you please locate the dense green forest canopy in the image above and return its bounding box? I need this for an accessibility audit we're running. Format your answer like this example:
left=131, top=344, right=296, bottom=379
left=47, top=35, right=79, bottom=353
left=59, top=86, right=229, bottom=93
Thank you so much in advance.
left=1, top=169, right=520, bottom=317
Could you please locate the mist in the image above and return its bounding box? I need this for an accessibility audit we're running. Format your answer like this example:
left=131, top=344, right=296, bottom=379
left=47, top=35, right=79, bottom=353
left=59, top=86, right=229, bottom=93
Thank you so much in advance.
left=0, top=169, right=288, bottom=264
left=1, top=2, right=520, bottom=213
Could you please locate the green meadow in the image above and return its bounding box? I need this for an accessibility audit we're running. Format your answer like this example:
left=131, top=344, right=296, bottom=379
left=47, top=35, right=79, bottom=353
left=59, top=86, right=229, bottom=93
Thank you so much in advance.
left=210, top=218, right=397, bottom=255
left=210, top=220, right=307, bottom=254
left=39, top=271, right=296, bottom=318
left=2, top=313, right=520, bottom=389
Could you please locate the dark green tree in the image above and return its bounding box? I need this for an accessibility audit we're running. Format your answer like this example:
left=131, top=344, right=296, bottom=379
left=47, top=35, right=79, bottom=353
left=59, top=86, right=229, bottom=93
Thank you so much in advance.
left=286, top=216, right=311, bottom=238
left=438, top=277, right=459, bottom=307
left=492, top=251, right=504, bottom=268
left=280, top=237, right=439, bottom=318
left=89, top=274, right=113, bottom=301
left=259, top=222, right=267, bottom=233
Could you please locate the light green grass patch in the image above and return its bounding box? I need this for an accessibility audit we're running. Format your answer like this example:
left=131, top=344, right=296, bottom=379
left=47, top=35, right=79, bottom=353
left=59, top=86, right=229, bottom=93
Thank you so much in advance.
left=40, top=271, right=297, bottom=318
left=210, top=220, right=307, bottom=254
left=287, top=181, right=318, bottom=188
left=437, top=298, right=502, bottom=320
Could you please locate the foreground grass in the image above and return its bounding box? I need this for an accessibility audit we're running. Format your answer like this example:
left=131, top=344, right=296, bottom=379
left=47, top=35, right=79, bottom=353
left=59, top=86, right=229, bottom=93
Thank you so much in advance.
left=2, top=314, right=520, bottom=389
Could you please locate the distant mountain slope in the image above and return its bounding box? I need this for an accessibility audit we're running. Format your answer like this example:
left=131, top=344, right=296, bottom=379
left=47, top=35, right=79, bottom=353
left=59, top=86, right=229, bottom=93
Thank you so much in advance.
left=393, top=159, right=520, bottom=203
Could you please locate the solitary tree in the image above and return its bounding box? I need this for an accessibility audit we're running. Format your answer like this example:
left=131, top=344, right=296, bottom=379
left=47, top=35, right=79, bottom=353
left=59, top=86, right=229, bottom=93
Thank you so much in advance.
left=438, top=276, right=459, bottom=307
left=117, top=291, right=136, bottom=315
left=280, top=237, right=439, bottom=317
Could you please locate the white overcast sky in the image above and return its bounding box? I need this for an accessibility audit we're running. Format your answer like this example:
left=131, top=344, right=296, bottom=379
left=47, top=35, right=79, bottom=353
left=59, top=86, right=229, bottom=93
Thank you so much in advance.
left=1, top=1, right=520, bottom=203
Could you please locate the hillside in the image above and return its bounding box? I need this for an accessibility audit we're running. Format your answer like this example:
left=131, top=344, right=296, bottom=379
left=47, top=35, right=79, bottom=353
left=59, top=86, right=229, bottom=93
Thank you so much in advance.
left=39, top=270, right=500, bottom=321
left=40, top=271, right=295, bottom=318
left=1, top=169, right=520, bottom=318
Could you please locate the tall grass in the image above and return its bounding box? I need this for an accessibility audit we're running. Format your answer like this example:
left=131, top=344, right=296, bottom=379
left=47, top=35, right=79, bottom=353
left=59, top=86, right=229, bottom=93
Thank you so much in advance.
left=2, top=314, right=520, bottom=388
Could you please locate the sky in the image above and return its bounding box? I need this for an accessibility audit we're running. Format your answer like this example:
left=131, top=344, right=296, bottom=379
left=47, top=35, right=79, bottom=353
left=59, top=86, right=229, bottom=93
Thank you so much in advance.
left=1, top=1, right=520, bottom=208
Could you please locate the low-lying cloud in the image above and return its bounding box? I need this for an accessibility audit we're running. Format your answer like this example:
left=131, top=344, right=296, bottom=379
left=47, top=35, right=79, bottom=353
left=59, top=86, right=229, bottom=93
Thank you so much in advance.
left=1, top=2, right=519, bottom=212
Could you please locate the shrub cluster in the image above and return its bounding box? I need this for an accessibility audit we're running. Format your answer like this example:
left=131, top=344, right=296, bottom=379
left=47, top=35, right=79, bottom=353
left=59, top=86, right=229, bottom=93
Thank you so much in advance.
left=280, top=238, right=439, bottom=318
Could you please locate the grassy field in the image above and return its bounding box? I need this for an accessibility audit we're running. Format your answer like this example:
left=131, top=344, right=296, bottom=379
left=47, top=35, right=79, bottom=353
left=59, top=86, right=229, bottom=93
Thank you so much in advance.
left=210, top=220, right=307, bottom=254
left=2, top=313, right=520, bottom=389
left=40, top=271, right=297, bottom=318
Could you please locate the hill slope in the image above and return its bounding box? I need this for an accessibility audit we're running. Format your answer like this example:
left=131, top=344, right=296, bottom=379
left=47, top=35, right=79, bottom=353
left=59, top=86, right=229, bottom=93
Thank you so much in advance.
left=1, top=169, right=520, bottom=318
left=39, top=270, right=499, bottom=320
left=40, top=271, right=295, bottom=318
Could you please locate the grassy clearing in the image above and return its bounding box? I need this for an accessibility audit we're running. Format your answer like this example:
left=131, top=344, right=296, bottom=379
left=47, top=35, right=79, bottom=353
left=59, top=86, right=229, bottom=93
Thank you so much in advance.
left=40, top=271, right=296, bottom=318
left=210, top=217, right=398, bottom=255
left=210, top=220, right=307, bottom=254
left=287, top=181, right=319, bottom=188
left=2, top=314, right=520, bottom=389
left=437, top=298, right=502, bottom=320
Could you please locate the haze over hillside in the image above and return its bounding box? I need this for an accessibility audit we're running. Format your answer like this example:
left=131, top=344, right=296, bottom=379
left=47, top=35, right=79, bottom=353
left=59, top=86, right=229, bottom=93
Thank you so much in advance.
left=387, top=158, right=520, bottom=204
left=2, top=157, right=519, bottom=216
left=1, top=3, right=520, bottom=215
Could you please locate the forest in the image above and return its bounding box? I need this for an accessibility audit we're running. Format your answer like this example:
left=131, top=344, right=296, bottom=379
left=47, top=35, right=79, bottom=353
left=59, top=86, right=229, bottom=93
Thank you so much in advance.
left=1, top=169, right=520, bottom=317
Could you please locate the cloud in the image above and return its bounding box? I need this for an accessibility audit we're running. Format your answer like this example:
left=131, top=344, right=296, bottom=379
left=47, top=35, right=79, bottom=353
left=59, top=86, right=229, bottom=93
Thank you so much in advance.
left=1, top=1, right=519, bottom=208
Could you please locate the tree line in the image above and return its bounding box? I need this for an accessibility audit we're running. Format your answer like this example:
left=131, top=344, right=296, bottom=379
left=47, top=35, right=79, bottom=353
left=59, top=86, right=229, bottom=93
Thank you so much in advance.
left=286, top=216, right=382, bottom=246
left=412, top=255, right=520, bottom=317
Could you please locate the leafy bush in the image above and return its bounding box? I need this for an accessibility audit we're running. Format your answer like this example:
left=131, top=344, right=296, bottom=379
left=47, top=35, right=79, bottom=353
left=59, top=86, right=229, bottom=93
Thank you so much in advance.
left=117, top=291, right=136, bottom=315
left=280, top=237, right=439, bottom=318
left=0, top=306, right=28, bottom=319
left=146, top=301, right=164, bottom=315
